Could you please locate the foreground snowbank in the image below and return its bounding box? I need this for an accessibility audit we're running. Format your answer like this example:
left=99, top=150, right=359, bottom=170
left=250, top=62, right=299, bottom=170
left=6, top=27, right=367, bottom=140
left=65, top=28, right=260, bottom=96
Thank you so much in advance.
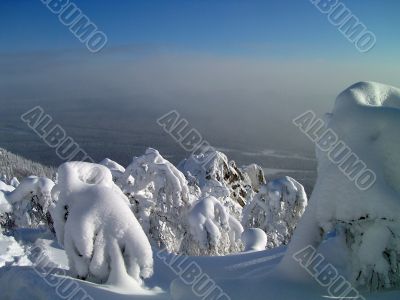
left=1, top=232, right=400, bottom=300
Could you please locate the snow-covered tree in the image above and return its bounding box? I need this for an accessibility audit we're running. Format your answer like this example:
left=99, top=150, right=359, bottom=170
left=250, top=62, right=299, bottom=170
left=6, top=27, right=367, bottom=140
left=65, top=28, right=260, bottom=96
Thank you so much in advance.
left=183, top=196, right=243, bottom=255
left=51, top=161, right=153, bottom=285
left=280, top=82, right=400, bottom=291
left=99, top=158, right=125, bottom=182
left=116, top=148, right=191, bottom=253
left=0, top=176, right=54, bottom=230
left=0, top=181, right=13, bottom=230
left=0, top=148, right=55, bottom=180
left=242, top=176, right=308, bottom=248
left=9, top=177, right=20, bottom=188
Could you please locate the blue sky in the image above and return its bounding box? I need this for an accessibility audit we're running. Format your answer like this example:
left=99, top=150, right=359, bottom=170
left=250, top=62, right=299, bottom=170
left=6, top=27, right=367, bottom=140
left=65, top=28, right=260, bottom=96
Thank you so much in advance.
left=1, top=0, right=399, bottom=61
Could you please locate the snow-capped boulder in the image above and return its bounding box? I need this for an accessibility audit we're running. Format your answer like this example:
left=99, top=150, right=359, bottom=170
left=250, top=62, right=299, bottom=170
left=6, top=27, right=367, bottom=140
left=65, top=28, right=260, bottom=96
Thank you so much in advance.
left=243, top=176, right=307, bottom=248
left=280, top=82, right=400, bottom=290
left=51, top=162, right=153, bottom=285
left=184, top=195, right=243, bottom=255
left=116, top=148, right=191, bottom=253
left=241, top=228, right=268, bottom=252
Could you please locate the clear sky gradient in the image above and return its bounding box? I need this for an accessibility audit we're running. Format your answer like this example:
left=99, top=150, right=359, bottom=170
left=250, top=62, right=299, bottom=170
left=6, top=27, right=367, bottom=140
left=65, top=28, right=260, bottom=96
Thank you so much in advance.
left=1, top=0, right=399, bottom=61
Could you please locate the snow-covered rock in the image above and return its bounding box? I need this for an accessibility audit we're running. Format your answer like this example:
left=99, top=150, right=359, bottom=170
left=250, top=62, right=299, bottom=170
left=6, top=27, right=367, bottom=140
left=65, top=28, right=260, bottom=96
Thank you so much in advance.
left=241, top=228, right=268, bottom=252
left=242, top=164, right=266, bottom=192
left=51, top=161, right=153, bottom=285
left=243, top=176, right=307, bottom=248
left=280, top=82, right=400, bottom=290
left=178, top=150, right=264, bottom=208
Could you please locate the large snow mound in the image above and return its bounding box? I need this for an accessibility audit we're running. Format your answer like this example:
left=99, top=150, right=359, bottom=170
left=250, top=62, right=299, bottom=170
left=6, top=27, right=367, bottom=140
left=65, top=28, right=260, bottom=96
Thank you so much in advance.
left=317, top=81, right=400, bottom=222
left=281, top=81, right=400, bottom=290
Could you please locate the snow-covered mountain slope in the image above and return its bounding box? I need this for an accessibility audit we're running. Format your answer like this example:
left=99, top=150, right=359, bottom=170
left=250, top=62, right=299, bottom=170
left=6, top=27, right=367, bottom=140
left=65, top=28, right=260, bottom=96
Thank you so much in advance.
left=0, top=148, right=55, bottom=181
